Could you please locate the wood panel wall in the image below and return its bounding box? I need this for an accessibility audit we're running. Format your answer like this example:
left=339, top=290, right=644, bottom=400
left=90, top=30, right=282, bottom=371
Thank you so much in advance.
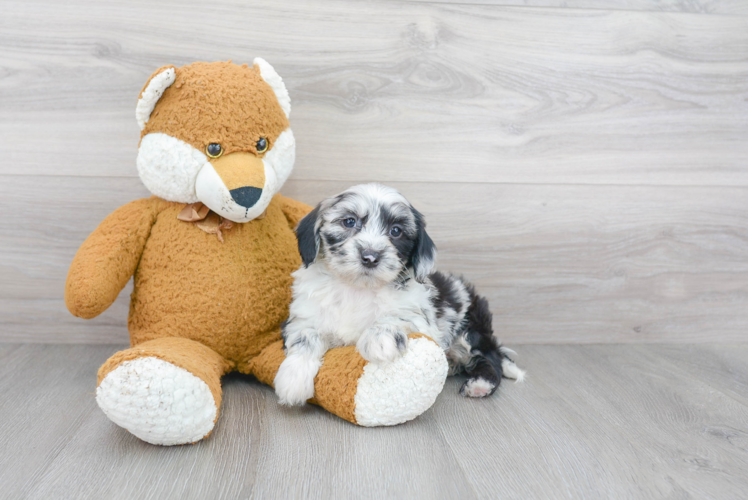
left=1, top=0, right=747, bottom=343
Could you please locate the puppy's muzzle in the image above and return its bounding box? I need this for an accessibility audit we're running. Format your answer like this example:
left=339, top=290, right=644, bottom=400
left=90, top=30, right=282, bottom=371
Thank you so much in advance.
left=211, top=152, right=265, bottom=209
left=360, top=249, right=380, bottom=268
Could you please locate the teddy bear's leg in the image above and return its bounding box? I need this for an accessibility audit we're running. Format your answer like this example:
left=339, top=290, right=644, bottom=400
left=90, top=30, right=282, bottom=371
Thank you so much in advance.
left=96, top=337, right=230, bottom=446
left=249, top=333, right=448, bottom=426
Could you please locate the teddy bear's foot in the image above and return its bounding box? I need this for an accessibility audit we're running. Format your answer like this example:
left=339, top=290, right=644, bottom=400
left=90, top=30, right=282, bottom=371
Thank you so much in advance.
left=97, top=357, right=217, bottom=445
left=96, top=338, right=229, bottom=446
left=250, top=333, right=448, bottom=427
left=353, top=334, right=448, bottom=426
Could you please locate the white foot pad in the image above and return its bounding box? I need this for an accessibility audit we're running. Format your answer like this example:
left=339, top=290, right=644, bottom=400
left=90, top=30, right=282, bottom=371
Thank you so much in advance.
left=96, top=357, right=217, bottom=446
left=354, top=337, right=448, bottom=427
left=460, top=377, right=495, bottom=398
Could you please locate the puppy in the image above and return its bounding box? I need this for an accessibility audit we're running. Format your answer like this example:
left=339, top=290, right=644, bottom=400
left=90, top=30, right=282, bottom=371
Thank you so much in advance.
left=274, top=183, right=524, bottom=406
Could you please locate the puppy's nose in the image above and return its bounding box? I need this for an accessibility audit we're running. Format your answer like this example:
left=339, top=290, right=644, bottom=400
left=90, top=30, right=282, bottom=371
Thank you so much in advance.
left=230, top=186, right=263, bottom=208
left=360, top=249, right=380, bottom=268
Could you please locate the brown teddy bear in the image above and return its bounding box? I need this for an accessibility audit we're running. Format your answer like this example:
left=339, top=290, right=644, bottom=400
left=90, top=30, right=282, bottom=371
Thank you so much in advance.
left=65, top=59, right=448, bottom=446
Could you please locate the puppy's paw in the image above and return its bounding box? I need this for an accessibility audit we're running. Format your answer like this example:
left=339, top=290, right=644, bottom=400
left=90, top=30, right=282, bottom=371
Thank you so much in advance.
left=357, top=325, right=408, bottom=364
left=459, top=377, right=497, bottom=398
left=274, top=355, right=321, bottom=406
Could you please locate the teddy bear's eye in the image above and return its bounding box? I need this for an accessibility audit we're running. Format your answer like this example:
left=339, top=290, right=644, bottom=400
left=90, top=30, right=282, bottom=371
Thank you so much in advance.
left=256, top=137, right=268, bottom=154
left=206, top=143, right=223, bottom=158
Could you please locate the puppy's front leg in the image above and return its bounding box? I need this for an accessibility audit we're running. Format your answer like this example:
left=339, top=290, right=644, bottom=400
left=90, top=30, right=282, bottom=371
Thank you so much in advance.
left=357, top=318, right=409, bottom=364
left=275, top=328, right=326, bottom=406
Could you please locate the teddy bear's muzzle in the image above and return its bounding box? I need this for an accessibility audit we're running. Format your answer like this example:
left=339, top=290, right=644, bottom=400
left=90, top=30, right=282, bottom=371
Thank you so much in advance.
left=195, top=151, right=272, bottom=222
left=210, top=152, right=266, bottom=195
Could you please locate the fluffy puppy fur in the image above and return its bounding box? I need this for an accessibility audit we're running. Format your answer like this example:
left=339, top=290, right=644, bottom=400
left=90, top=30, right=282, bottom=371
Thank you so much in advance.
left=274, top=184, right=524, bottom=405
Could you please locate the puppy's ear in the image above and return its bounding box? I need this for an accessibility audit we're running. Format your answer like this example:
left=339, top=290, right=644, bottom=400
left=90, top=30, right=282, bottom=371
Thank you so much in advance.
left=296, top=205, right=321, bottom=267
left=410, top=207, right=437, bottom=282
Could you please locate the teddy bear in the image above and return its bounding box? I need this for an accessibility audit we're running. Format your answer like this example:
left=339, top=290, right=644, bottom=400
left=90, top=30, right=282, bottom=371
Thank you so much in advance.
left=65, top=59, right=448, bottom=446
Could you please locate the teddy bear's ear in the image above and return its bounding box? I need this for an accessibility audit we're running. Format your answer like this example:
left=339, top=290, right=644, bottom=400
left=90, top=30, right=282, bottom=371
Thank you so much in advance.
left=136, top=65, right=177, bottom=130
left=253, top=57, right=291, bottom=118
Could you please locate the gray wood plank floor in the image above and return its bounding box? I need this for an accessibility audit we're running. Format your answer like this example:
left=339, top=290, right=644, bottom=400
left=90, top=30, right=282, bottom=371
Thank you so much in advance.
left=2, top=343, right=747, bottom=499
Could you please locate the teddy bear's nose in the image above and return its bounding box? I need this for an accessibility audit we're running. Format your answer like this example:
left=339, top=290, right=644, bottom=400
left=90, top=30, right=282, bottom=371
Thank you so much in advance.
left=230, top=187, right=263, bottom=208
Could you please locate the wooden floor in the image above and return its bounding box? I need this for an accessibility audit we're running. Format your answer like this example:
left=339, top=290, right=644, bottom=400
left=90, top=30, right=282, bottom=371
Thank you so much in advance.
left=2, top=343, right=747, bottom=499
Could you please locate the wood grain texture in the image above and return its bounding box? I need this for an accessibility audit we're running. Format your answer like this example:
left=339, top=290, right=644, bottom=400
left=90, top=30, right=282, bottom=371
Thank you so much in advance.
left=431, top=343, right=748, bottom=499
left=2, top=343, right=748, bottom=499
left=3, top=176, right=747, bottom=344
left=642, top=343, right=748, bottom=407
left=0, top=0, right=747, bottom=185
left=404, top=0, right=748, bottom=16
left=1, top=0, right=747, bottom=344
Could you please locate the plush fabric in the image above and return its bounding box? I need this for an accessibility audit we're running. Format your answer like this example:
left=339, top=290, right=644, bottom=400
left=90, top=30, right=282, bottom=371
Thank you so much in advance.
left=125, top=194, right=301, bottom=363
left=250, top=339, right=368, bottom=424
left=65, top=60, right=448, bottom=446
left=141, top=61, right=289, bottom=157
left=249, top=333, right=447, bottom=426
left=354, top=335, right=448, bottom=427
left=136, top=66, right=176, bottom=130
left=97, top=353, right=219, bottom=445
left=65, top=197, right=164, bottom=320
left=136, top=132, right=207, bottom=203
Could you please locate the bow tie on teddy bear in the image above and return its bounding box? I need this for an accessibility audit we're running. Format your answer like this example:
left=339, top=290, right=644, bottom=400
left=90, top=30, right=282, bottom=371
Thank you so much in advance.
left=177, top=202, right=266, bottom=243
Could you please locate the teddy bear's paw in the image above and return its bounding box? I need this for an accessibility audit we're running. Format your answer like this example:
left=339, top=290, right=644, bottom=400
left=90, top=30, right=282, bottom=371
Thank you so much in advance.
left=274, top=354, right=321, bottom=406
left=357, top=325, right=408, bottom=364
left=96, top=357, right=217, bottom=446
left=354, top=336, right=448, bottom=427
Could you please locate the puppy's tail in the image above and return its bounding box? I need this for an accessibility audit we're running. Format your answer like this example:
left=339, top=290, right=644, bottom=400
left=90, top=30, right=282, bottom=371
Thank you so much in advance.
left=499, top=347, right=526, bottom=383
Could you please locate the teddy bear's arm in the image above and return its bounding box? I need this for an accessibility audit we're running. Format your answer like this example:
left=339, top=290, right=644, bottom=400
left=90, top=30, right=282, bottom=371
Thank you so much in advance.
left=65, top=197, right=163, bottom=319
left=276, top=194, right=313, bottom=230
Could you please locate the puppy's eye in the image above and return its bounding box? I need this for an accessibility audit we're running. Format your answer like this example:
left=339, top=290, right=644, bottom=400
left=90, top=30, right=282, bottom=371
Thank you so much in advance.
left=390, top=225, right=402, bottom=238
left=256, top=137, right=268, bottom=154
left=206, top=143, right=223, bottom=158
left=343, top=217, right=357, bottom=228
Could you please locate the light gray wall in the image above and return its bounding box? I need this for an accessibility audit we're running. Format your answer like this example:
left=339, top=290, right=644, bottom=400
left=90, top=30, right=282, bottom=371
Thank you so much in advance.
left=2, top=0, right=747, bottom=343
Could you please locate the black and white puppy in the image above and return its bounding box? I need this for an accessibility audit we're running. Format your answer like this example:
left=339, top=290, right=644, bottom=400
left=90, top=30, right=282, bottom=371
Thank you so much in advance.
left=274, top=183, right=524, bottom=406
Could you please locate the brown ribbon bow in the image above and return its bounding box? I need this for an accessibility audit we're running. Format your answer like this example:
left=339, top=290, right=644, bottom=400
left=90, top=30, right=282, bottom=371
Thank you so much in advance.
left=177, top=202, right=266, bottom=243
